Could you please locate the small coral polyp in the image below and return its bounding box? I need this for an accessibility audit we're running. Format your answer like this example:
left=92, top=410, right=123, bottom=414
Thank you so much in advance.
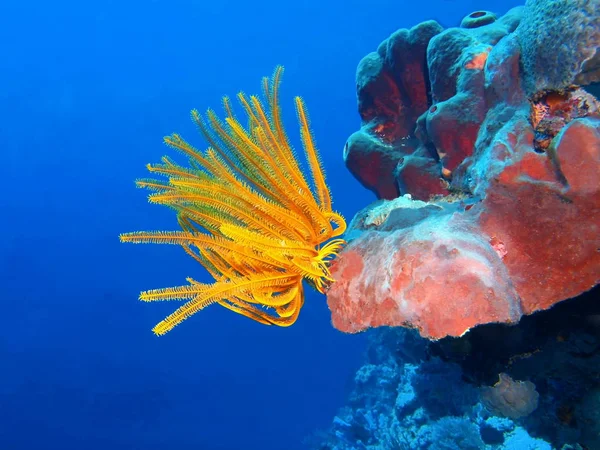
left=330, top=1, right=600, bottom=339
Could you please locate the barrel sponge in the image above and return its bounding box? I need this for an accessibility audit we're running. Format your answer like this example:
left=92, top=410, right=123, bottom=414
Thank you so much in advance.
left=460, top=11, right=497, bottom=29
left=516, top=0, right=600, bottom=95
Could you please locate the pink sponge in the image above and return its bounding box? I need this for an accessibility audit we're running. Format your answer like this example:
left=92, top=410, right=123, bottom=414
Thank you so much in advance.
left=328, top=200, right=522, bottom=339
left=329, top=4, right=600, bottom=340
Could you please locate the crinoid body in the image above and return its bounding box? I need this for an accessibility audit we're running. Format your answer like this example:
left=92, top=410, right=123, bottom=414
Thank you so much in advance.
left=120, top=67, right=346, bottom=335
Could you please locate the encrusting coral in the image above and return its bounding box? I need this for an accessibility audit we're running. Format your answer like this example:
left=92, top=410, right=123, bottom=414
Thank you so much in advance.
left=120, top=66, right=346, bottom=335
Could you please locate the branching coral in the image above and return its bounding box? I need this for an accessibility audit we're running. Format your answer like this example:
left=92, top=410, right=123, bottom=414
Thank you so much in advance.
left=120, top=67, right=346, bottom=335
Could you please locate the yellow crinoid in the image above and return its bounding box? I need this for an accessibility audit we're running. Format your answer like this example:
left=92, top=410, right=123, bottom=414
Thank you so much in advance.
left=120, top=66, right=346, bottom=335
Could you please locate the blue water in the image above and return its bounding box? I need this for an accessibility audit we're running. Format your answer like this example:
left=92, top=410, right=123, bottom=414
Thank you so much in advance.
left=1, top=0, right=522, bottom=448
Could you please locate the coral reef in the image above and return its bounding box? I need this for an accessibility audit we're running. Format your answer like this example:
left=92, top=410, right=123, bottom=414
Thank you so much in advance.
left=314, top=288, right=600, bottom=449
left=328, top=2, right=600, bottom=339
left=319, top=2, right=600, bottom=448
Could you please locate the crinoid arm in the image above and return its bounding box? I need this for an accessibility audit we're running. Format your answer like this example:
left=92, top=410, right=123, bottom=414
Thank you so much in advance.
left=120, top=66, right=347, bottom=335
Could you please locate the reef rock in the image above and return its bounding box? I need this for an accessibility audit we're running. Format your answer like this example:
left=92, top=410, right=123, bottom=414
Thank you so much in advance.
left=328, top=2, right=600, bottom=339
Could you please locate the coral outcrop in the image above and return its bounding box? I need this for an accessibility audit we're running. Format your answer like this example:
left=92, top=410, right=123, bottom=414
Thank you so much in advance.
left=313, top=328, right=551, bottom=450
left=328, top=1, right=600, bottom=339
left=315, top=288, right=600, bottom=449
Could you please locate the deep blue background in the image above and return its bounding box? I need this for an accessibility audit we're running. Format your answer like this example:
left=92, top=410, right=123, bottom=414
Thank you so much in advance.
left=1, top=0, right=522, bottom=448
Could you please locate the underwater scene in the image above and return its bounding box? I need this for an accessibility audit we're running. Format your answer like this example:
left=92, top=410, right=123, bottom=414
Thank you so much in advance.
left=2, top=0, right=599, bottom=449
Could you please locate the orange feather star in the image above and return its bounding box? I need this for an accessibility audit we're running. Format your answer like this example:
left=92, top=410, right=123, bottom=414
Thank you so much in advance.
left=120, top=66, right=346, bottom=335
